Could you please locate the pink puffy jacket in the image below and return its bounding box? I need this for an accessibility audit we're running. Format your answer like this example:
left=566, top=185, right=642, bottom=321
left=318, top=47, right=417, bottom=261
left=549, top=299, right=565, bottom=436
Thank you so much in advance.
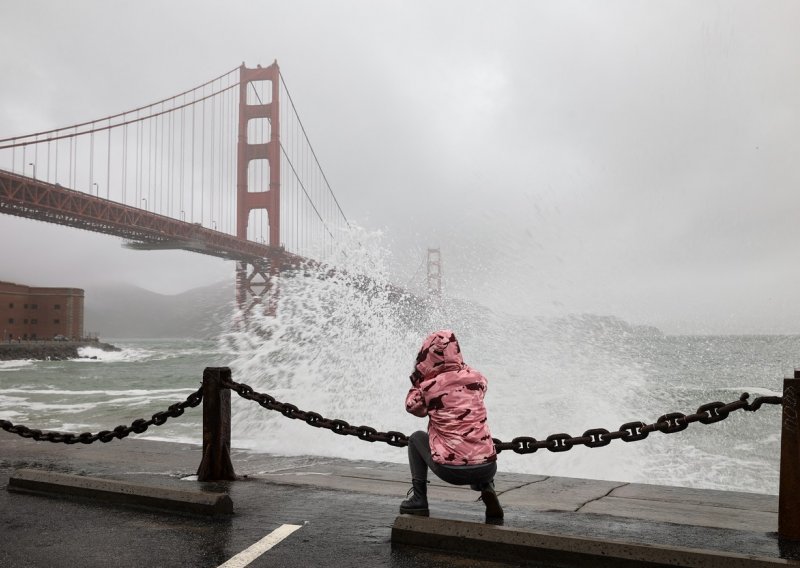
left=405, top=330, right=497, bottom=465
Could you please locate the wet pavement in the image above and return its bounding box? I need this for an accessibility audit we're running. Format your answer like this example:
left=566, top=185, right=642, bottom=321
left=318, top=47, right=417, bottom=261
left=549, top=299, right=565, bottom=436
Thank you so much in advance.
left=1, top=436, right=799, bottom=567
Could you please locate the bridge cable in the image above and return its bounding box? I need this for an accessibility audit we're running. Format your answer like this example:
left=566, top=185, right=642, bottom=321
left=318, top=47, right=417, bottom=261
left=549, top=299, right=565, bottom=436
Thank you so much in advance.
left=210, top=84, right=216, bottom=229
left=106, top=118, right=111, bottom=199
left=0, top=84, right=238, bottom=152
left=201, top=87, right=206, bottom=225
left=281, top=144, right=334, bottom=238
left=278, top=72, right=349, bottom=227
left=0, top=66, right=240, bottom=145
left=191, top=95, right=196, bottom=222
left=249, top=83, right=335, bottom=241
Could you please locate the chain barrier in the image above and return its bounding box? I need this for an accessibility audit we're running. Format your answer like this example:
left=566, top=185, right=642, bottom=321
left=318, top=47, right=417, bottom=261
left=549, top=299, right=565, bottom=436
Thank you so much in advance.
left=222, top=378, right=410, bottom=447
left=0, top=387, right=203, bottom=444
left=0, top=379, right=784, bottom=454
left=223, top=378, right=782, bottom=454
left=493, top=392, right=783, bottom=454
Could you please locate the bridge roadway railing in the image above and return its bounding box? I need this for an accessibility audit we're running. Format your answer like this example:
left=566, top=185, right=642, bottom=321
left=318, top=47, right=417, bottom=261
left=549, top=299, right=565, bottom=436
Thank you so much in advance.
left=0, top=169, right=303, bottom=266
left=1, top=366, right=798, bottom=539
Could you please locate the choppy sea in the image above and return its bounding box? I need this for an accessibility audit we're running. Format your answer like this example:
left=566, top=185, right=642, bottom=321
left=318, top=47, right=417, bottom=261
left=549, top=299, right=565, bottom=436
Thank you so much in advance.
left=0, top=296, right=793, bottom=497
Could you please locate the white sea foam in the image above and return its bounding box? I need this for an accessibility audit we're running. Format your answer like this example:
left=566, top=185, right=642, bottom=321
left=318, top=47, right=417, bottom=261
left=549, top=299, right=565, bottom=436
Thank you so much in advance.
left=0, top=409, right=24, bottom=419
left=3, top=388, right=196, bottom=396
left=58, top=422, right=93, bottom=432
left=13, top=401, right=98, bottom=413
left=641, top=438, right=779, bottom=494
left=0, top=394, right=28, bottom=404
left=1, top=395, right=192, bottom=414
left=76, top=346, right=151, bottom=362
left=0, top=360, right=34, bottom=371
left=723, top=386, right=782, bottom=397
left=141, top=433, right=201, bottom=445
left=102, top=394, right=187, bottom=406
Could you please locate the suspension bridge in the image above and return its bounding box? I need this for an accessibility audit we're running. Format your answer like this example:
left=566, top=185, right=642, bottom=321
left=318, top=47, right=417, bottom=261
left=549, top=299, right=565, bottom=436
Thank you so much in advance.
left=8, top=61, right=800, bottom=568
left=0, top=62, right=351, bottom=314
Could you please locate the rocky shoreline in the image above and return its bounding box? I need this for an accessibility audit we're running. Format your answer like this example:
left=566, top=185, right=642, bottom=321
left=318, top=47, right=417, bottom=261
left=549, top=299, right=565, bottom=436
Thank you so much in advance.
left=0, top=341, right=121, bottom=361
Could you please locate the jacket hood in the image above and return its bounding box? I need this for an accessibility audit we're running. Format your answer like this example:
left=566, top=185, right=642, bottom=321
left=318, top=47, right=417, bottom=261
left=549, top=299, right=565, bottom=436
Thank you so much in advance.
left=410, top=329, right=465, bottom=385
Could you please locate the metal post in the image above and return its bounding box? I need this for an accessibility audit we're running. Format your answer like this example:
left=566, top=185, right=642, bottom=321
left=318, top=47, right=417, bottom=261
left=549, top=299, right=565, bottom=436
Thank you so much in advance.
left=779, top=370, right=800, bottom=540
left=197, top=367, right=236, bottom=481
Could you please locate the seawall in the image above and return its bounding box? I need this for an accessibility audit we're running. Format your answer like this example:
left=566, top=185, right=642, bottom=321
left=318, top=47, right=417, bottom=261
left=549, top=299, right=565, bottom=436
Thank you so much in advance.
left=0, top=340, right=120, bottom=361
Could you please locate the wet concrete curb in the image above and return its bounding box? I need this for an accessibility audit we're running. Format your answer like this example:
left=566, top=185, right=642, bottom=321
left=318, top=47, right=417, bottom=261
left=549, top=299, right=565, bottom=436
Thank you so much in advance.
left=7, top=468, right=233, bottom=516
left=391, top=515, right=792, bottom=567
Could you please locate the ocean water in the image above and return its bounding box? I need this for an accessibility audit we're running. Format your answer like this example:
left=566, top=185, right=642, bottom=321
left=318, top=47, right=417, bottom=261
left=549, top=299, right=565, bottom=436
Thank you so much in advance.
left=0, top=232, right=793, bottom=495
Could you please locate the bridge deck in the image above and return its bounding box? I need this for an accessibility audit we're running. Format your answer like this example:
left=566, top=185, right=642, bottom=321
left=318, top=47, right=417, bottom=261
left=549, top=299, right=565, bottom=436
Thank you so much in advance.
left=0, top=169, right=302, bottom=266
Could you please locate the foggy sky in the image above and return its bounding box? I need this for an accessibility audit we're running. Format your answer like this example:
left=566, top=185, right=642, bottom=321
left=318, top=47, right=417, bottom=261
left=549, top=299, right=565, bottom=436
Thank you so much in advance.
left=1, top=1, right=798, bottom=334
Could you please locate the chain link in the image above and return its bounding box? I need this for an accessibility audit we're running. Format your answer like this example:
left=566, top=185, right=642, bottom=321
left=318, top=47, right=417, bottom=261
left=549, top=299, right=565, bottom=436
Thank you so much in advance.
left=223, top=379, right=782, bottom=454
left=223, top=378, right=411, bottom=447
left=0, top=387, right=203, bottom=444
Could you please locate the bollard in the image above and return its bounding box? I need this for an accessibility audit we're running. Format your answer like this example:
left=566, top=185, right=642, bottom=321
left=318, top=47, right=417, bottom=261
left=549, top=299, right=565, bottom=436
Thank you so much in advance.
left=779, top=369, right=800, bottom=540
left=197, top=367, right=237, bottom=481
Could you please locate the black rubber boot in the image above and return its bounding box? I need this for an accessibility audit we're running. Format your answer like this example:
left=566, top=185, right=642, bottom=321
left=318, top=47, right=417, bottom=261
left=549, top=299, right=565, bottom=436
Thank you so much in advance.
left=479, top=483, right=504, bottom=522
left=399, top=479, right=429, bottom=516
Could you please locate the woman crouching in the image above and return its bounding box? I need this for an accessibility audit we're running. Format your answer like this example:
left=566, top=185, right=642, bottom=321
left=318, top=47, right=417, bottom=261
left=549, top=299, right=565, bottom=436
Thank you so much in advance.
left=400, top=329, right=503, bottom=521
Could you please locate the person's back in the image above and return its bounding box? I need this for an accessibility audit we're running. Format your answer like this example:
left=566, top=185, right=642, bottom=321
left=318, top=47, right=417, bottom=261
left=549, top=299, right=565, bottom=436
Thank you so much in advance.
left=400, top=330, right=503, bottom=521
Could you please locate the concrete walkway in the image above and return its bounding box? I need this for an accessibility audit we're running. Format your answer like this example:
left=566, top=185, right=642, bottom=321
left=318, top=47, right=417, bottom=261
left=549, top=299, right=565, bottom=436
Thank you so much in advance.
left=250, top=451, right=797, bottom=566
left=258, top=460, right=779, bottom=532
left=0, top=435, right=798, bottom=567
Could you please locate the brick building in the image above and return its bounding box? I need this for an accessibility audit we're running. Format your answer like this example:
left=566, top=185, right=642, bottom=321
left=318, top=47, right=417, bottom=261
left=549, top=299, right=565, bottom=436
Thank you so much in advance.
left=0, top=281, right=84, bottom=341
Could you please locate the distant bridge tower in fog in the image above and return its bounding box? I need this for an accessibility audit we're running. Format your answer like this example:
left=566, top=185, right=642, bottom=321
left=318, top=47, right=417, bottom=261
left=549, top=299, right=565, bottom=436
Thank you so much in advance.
left=427, top=248, right=442, bottom=297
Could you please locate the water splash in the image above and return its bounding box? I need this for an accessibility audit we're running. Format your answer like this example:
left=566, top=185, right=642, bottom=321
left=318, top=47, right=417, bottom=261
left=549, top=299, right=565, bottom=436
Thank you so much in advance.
left=218, top=225, right=780, bottom=491
left=218, top=226, right=641, bottom=480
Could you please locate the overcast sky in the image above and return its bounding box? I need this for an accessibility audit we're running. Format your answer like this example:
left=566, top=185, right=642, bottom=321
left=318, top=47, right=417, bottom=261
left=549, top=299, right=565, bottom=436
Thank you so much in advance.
left=1, top=1, right=798, bottom=334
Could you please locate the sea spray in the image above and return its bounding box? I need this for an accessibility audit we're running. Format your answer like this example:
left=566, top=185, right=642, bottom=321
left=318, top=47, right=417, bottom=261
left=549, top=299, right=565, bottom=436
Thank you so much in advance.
left=222, top=226, right=424, bottom=461
left=220, top=226, right=664, bottom=484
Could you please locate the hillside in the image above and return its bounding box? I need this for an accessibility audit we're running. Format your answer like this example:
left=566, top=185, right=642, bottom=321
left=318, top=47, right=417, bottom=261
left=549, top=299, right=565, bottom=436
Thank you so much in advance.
left=83, top=278, right=665, bottom=342
left=84, top=281, right=234, bottom=339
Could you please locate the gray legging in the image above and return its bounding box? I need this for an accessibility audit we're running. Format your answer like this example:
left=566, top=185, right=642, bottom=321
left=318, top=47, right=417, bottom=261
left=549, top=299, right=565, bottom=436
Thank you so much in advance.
left=407, top=430, right=497, bottom=491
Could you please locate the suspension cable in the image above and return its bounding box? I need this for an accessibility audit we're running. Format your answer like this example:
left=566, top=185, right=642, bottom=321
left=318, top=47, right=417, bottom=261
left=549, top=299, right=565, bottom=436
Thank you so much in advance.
left=279, top=71, right=349, bottom=226
left=0, top=66, right=240, bottom=145
left=0, top=84, right=238, bottom=151
left=249, top=83, right=335, bottom=240
left=280, top=144, right=334, bottom=240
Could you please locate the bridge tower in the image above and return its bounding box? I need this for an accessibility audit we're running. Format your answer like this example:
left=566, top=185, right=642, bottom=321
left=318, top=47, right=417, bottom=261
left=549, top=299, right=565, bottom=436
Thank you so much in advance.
left=236, top=62, right=281, bottom=316
left=427, top=248, right=442, bottom=297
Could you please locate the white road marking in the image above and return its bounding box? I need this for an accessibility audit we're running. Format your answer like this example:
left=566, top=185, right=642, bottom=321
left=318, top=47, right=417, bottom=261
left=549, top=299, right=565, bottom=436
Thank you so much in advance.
left=217, top=524, right=303, bottom=568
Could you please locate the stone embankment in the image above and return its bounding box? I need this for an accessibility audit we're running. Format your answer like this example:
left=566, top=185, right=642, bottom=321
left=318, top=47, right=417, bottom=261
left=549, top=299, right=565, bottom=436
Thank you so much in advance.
left=0, top=341, right=121, bottom=361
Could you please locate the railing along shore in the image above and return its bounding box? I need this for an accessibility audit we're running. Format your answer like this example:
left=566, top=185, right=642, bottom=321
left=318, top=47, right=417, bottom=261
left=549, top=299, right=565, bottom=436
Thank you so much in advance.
left=1, top=366, right=797, bottom=539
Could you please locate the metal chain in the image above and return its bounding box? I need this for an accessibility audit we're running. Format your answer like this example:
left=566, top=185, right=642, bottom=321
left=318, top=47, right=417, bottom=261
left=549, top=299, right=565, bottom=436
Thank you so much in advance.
left=0, top=380, right=783, bottom=455
left=223, top=379, right=782, bottom=454
left=222, top=379, right=410, bottom=447
left=494, top=392, right=783, bottom=454
left=0, top=387, right=203, bottom=444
